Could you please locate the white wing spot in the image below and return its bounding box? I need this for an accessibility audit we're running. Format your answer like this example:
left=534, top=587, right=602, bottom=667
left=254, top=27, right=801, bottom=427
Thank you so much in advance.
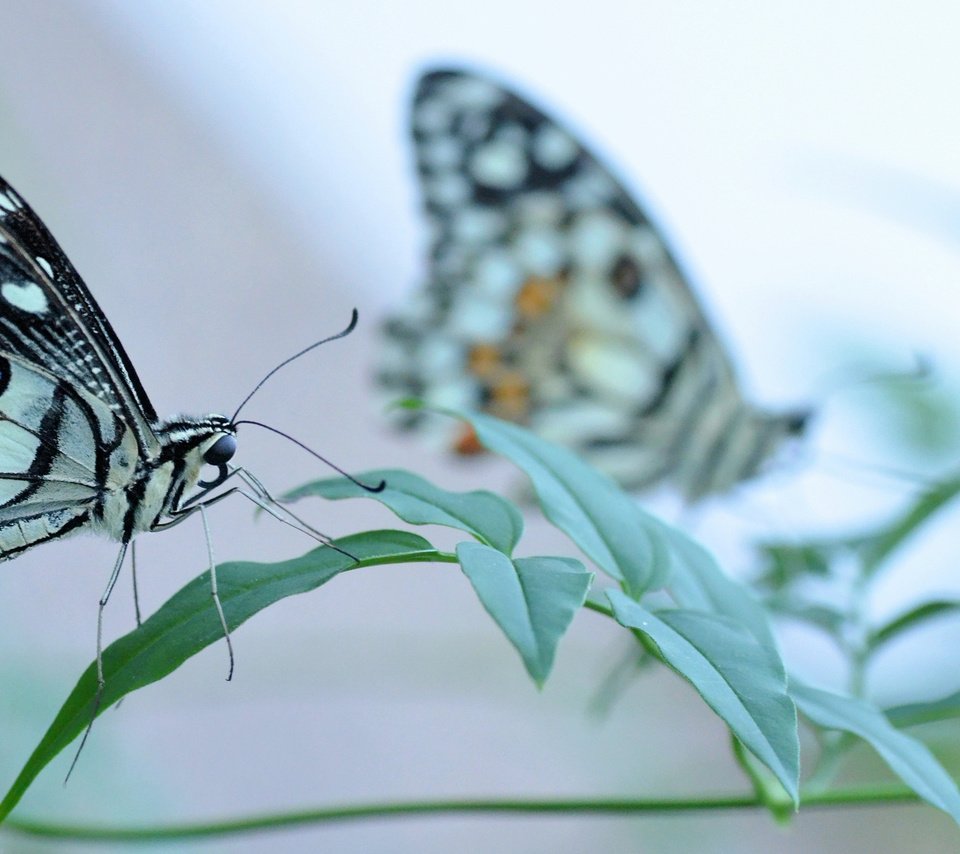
left=515, top=227, right=564, bottom=275
left=442, top=77, right=503, bottom=109
left=36, top=257, right=54, bottom=278
left=470, top=139, right=528, bottom=189
left=533, top=126, right=579, bottom=169
left=428, top=173, right=471, bottom=207
left=1, top=281, right=49, bottom=314
left=569, top=212, right=624, bottom=267
left=473, top=250, right=522, bottom=298
left=449, top=292, right=513, bottom=339
left=0, top=195, right=16, bottom=212
left=564, top=165, right=618, bottom=208
left=414, top=98, right=450, bottom=134
left=452, top=207, right=505, bottom=243
left=421, top=135, right=462, bottom=170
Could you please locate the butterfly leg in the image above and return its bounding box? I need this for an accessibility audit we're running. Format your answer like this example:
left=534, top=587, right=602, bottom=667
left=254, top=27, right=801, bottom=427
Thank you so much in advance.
left=199, top=502, right=234, bottom=681
left=113, top=541, right=143, bottom=714
left=65, top=539, right=129, bottom=784
left=130, top=539, right=142, bottom=628
left=181, top=464, right=352, bottom=557
left=231, top=468, right=356, bottom=560
left=97, top=541, right=130, bottom=689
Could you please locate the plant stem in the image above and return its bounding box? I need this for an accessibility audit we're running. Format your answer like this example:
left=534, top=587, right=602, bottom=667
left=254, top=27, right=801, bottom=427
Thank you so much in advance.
left=2, top=786, right=924, bottom=843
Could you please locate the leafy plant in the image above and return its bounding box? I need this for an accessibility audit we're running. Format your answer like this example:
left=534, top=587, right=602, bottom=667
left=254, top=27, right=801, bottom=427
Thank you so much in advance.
left=3, top=408, right=960, bottom=843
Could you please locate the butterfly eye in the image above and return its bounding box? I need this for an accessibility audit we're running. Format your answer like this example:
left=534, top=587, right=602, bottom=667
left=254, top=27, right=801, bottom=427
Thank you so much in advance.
left=204, top=434, right=237, bottom=466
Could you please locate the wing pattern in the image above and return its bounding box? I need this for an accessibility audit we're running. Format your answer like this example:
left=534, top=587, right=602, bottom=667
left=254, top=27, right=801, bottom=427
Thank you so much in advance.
left=381, top=68, right=808, bottom=500
left=0, top=179, right=158, bottom=452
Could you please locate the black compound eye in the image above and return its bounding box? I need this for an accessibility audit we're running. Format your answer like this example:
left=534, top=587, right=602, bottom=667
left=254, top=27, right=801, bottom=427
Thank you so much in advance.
left=204, top=434, right=237, bottom=466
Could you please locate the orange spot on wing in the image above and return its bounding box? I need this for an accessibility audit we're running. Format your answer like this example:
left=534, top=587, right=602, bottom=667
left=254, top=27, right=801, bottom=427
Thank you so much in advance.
left=489, top=370, right=530, bottom=421
left=467, top=343, right=502, bottom=378
left=515, top=275, right=564, bottom=319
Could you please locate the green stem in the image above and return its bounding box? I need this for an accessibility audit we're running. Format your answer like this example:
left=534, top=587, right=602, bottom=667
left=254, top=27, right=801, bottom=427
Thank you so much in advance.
left=2, top=786, right=924, bottom=843
left=730, top=736, right=784, bottom=812
left=583, top=599, right=614, bottom=618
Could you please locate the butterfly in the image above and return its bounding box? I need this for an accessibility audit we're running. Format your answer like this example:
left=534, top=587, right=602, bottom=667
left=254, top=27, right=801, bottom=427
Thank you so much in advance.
left=380, top=67, right=810, bottom=502
left=0, top=174, right=366, bottom=760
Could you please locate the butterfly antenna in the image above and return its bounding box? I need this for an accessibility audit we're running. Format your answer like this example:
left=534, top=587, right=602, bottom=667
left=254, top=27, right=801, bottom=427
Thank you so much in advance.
left=233, top=419, right=386, bottom=493
left=231, top=308, right=359, bottom=423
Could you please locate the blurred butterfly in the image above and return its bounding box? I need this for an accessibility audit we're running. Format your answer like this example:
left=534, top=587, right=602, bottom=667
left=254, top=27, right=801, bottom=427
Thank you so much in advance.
left=0, top=175, right=368, bottom=766
left=380, top=67, right=810, bottom=501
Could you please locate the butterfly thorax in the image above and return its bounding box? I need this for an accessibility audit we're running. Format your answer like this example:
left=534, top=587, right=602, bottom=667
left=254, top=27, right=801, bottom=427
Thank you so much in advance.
left=94, top=414, right=236, bottom=542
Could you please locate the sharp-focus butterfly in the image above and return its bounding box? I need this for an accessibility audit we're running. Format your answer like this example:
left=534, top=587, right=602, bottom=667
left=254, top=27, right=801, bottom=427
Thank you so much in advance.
left=380, top=68, right=809, bottom=501
left=0, top=174, right=367, bottom=764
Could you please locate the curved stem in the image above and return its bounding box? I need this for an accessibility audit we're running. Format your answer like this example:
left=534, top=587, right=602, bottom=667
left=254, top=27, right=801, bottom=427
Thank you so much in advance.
left=3, top=786, right=924, bottom=843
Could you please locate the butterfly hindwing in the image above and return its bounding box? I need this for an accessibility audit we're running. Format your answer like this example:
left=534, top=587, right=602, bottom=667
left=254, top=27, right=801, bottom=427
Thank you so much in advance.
left=0, top=348, right=138, bottom=554
left=382, top=68, right=808, bottom=501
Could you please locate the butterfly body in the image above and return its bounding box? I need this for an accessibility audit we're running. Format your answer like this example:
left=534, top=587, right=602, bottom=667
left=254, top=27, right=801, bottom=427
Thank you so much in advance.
left=382, top=68, right=809, bottom=501
left=96, top=416, right=234, bottom=542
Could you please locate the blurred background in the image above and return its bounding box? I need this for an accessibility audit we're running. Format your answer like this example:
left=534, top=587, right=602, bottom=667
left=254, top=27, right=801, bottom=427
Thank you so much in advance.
left=1, top=2, right=960, bottom=850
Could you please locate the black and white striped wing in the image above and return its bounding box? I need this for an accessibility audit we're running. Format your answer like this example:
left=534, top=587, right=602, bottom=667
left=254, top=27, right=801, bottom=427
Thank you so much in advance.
left=0, top=178, right=158, bottom=454
left=0, top=351, right=135, bottom=557
left=381, top=68, right=808, bottom=501
left=0, top=178, right=152, bottom=555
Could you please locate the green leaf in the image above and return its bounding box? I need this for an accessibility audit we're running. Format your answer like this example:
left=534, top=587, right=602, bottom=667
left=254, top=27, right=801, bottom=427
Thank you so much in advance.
left=886, top=690, right=960, bottom=728
left=764, top=600, right=847, bottom=635
left=659, top=526, right=783, bottom=671
left=607, top=591, right=800, bottom=804
left=854, top=474, right=960, bottom=574
left=456, top=542, right=592, bottom=686
left=0, top=530, right=432, bottom=823
left=869, top=600, right=960, bottom=653
left=855, top=364, right=960, bottom=459
left=791, top=681, right=960, bottom=824
left=284, top=468, right=523, bottom=555
left=755, top=542, right=834, bottom=590
left=756, top=474, right=960, bottom=586
left=440, top=408, right=670, bottom=595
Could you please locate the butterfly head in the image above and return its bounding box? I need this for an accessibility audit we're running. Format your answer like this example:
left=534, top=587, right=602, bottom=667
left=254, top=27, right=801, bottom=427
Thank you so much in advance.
left=155, top=415, right=238, bottom=493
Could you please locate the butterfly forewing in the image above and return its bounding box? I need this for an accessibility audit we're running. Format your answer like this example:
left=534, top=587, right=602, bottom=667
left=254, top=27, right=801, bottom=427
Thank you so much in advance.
left=382, top=68, right=808, bottom=500
left=0, top=179, right=158, bottom=452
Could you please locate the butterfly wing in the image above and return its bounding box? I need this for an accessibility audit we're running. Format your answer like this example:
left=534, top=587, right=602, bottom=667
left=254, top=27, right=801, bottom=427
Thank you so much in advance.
left=0, top=178, right=159, bottom=454
left=0, top=176, right=155, bottom=556
left=0, top=349, right=140, bottom=557
left=382, top=68, right=807, bottom=500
